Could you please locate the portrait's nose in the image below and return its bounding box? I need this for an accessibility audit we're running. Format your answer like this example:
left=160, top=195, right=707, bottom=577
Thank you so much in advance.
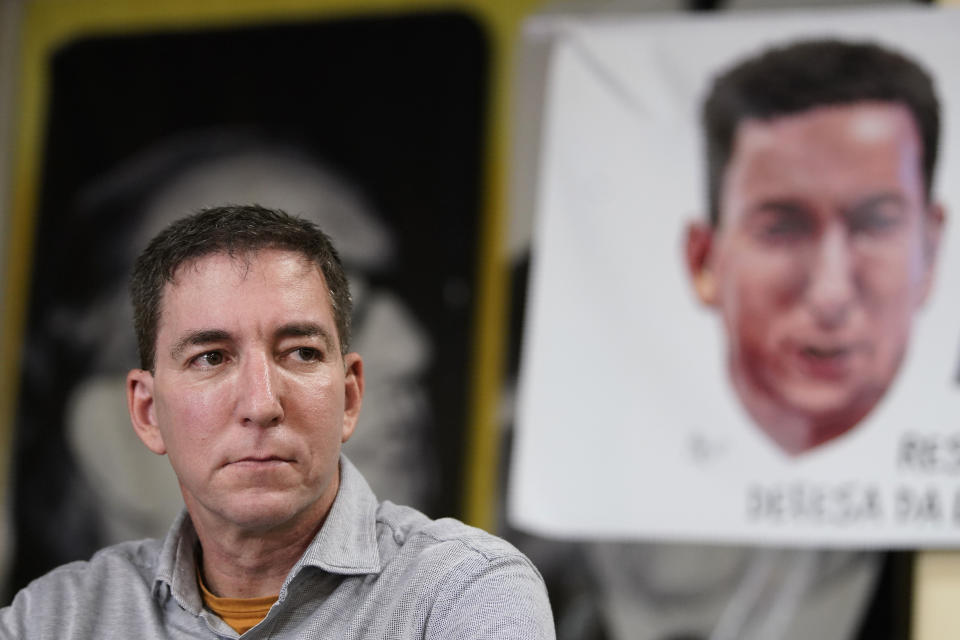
left=236, top=352, right=284, bottom=428
left=805, top=224, right=856, bottom=328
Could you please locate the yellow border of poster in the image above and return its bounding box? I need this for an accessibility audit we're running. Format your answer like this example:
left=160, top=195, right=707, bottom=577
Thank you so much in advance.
left=0, top=0, right=544, bottom=535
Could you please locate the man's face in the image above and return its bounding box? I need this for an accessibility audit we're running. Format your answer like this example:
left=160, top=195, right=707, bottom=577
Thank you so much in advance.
left=688, top=102, right=942, bottom=454
left=128, top=249, right=363, bottom=533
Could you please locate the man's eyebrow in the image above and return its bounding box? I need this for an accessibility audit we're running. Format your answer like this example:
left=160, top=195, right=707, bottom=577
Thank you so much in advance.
left=170, top=329, right=232, bottom=361
left=275, top=323, right=336, bottom=351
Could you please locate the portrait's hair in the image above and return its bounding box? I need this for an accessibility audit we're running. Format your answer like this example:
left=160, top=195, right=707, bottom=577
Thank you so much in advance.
left=130, top=204, right=352, bottom=371
left=702, top=38, right=941, bottom=226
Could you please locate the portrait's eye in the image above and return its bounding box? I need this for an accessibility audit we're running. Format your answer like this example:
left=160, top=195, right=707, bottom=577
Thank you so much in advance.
left=848, top=205, right=902, bottom=237
left=751, top=205, right=814, bottom=244
left=763, top=217, right=811, bottom=238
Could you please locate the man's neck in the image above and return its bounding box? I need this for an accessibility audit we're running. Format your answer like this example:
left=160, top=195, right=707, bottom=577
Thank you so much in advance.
left=195, top=523, right=320, bottom=598
left=186, top=482, right=338, bottom=598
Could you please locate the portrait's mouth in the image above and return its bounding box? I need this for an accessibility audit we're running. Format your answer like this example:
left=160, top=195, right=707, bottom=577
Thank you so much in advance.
left=794, top=343, right=857, bottom=379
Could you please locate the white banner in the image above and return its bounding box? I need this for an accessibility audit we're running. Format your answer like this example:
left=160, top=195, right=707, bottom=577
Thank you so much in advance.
left=510, top=6, right=960, bottom=547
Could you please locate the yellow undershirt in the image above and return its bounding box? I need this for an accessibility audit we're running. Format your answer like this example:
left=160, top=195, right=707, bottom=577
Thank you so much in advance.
left=197, top=569, right=279, bottom=635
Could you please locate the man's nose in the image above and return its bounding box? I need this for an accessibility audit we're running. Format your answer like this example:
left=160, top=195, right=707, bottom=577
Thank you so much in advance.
left=805, top=225, right=856, bottom=328
left=237, top=353, right=284, bottom=428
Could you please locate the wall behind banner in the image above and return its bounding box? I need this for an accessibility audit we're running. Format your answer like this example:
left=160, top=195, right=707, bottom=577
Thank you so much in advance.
left=913, top=6, right=960, bottom=640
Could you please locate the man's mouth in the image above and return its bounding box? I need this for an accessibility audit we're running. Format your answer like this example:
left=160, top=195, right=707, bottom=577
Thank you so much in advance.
left=226, top=455, right=292, bottom=468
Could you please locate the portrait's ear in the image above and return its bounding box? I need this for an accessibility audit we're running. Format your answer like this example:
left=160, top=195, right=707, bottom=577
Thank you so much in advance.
left=127, top=369, right=167, bottom=455
left=341, top=353, right=364, bottom=444
left=918, top=201, right=947, bottom=305
left=685, top=221, right=718, bottom=306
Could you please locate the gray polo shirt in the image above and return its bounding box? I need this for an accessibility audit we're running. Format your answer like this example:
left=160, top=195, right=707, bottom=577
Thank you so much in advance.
left=0, top=456, right=554, bottom=639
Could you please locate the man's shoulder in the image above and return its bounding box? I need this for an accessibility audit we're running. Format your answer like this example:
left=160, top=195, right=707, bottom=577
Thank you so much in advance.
left=372, top=501, right=547, bottom=595
left=370, top=502, right=555, bottom=638
left=0, top=538, right=164, bottom=639
left=92, top=536, right=165, bottom=566
left=11, top=538, right=162, bottom=607
left=303, top=459, right=555, bottom=637
left=341, top=459, right=527, bottom=568
left=376, top=501, right=528, bottom=564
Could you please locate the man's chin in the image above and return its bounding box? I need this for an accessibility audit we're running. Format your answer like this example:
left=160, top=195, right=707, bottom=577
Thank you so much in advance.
left=212, top=492, right=319, bottom=533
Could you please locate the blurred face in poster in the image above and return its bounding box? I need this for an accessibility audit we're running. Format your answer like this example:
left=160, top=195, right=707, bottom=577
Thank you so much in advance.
left=687, top=101, right=943, bottom=455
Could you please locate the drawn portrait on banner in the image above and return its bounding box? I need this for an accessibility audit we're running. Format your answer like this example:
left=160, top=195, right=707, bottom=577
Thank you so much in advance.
left=510, top=6, right=960, bottom=547
left=684, top=39, right=945, bottom=457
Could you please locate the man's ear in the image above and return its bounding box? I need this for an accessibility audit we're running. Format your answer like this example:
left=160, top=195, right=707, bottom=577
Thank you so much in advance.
left=127, top=369, right=167, bottom=455
left=341, top=353, right=364, bottom=444
left=918, top=201, right=946, bottom=305
left=685, top=221, right=718, bottom=306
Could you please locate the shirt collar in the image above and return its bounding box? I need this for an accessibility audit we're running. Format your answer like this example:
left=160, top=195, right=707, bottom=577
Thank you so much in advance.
left=152, top=454, right=381, bottom=606
left=153, top=509, right=203, bottom=613
left=292, top=455, right=382, bottom=576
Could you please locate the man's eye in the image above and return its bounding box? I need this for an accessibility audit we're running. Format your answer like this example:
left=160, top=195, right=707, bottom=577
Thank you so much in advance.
left=293, top=347, right=321, bottom=362
left=194, top=351, right=224, bottom=367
